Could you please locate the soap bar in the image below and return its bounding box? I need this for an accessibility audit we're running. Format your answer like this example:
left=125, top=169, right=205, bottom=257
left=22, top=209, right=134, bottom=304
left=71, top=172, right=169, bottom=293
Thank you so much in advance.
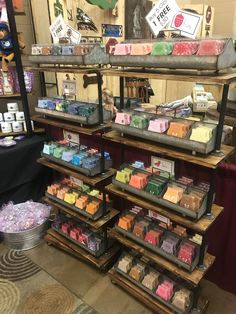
left=197, top=40, right=225, bottom=56
left=144, top=229, right=163, bottom=246
left=190, top=125, right=214, bottom=143
left=64, top=193, right=76, bottom=205
left=53, top=146, right=66, bottom=159
left=129, top=263, right=146, bottom=282
left=129, top=174, right=147, bottom=190
left=148, top=119, right=169, bottom=133
left=114, top=44, right=131, bottom=55
left=172, top=288, right=191, bottom=311
left=167, top=121, right=191, bottom=138
left=156, top=280, right=174, bottom=301
left=116, top=170, right=130, bottom=183
left=118, top=255, right=134, bottom=273
left=161, top=235, right=179, bottom=254
left=163, top=186, right=184, bottom=204
left=151, top=42, right=173, bottom=56
left=130, top=115, right=149, bottom=129
left=178, top=242, right=196, bottom=265
left=180, top=192, right=203, bottom=211
left=130, top=43, right=152, bottom=56
left=142, top=271, right=160, bottom=291
left=172, top=42, right=199, bottom=56
left=61, top=150, right=77, bottom=162
left=133, top=221, right=149, bottom=239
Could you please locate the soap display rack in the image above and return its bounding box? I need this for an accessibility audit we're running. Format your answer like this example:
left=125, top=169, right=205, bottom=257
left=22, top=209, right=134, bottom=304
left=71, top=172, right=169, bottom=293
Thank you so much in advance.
left=31, top=63, right=119, bottom=270
left=101, top=68, right=236, bottom=312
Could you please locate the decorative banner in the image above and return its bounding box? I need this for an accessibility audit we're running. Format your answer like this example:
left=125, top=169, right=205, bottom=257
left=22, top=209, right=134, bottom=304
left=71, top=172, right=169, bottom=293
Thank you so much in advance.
left=102, top=24, right=123, bottom=37
left=146, top=0, right=180, bottom=36
left=49, top=14, right=67, bottom=43
left=170, top=10, right=203, bottom=39
left=85, top=0, right=118, bottom=10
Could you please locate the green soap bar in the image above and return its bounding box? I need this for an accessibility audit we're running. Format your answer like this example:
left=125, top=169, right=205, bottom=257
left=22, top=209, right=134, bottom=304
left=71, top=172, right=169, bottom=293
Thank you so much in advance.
left=151, top=42, right=173, bottom=56
left=53, top=147, right=67, bottom=159
left=145, top=181, right=163, bottom=196
left=81, top=185, right=90, bottom=193
left=130, top=116, right=149, bottom=129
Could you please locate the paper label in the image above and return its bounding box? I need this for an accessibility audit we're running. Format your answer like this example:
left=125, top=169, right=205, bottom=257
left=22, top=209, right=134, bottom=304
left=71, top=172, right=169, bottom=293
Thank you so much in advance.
left=70, top=176, right=83, bottom=187
left=148, top=210, right=170, bottom=225
left=63, top=130, right=80, bottom=145
left=49, top=15, right=67, bottom=43
left=170, top=10, right=203, bottom=39
left=151, top=156, right=175, bottom=176
left=65, top=25, right=81, bottom=44
left=146, top=0, right=179, bottom=36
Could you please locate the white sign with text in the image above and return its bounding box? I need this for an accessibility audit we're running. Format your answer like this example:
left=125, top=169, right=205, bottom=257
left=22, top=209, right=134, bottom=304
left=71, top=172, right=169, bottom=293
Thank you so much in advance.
left=49, top=14, right=67, bottom=43
left=146, top=0, right=180, bottom=36
left=170, top=10, right=203, bottom=39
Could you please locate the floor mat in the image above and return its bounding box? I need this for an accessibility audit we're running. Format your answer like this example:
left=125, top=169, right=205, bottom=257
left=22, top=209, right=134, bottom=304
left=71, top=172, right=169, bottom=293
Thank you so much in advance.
left=0, top=249, right=97, bottom=314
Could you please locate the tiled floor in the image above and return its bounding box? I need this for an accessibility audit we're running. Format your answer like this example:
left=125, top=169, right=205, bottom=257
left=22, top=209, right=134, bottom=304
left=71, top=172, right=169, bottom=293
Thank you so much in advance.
left=21, top=242, right=236, bottom=314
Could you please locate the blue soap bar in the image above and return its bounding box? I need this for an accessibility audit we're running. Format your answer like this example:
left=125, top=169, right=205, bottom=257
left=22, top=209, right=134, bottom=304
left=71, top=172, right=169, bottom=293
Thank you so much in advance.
left=43, top=143, right=51, bottom=155
left=62, top=150, right=77, bottom=162
left=38, top=99, right=49, bottom=109
left=62, top=45, right=74, bottom=55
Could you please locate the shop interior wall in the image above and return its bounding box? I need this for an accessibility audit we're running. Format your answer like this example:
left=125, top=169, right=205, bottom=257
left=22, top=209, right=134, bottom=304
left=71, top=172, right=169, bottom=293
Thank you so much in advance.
left=30, top=0, right=236, bottom=105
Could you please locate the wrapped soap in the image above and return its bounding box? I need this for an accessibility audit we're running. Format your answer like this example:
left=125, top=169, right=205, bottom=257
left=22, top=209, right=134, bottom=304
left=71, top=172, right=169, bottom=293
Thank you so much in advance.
left=161, top=235, right=180, bottom=255
left=156, top=280, right=174, bottom=301
left=163, top=186, right=185, bottom=204
left=172, top=288, right=191, bottom=311
left=142, top=271, right=160, bottom=291
left=129, top=262, right=146, bottom=282
left=151, top=42, right=173, bottom=56
left=197, top=40, right=225, bottom=56
left=172, top=42, right=199, bottom=56
left=118, top=255, right=134, bottom=273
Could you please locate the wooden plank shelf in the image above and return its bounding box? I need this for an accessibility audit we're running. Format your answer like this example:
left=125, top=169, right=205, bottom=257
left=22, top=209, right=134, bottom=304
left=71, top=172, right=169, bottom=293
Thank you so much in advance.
left=103, top=131, right=234, bottom=169
left=37, top=157, right=116, bottom=187
left=26, top=66, right=100, bottom=74
left=101, top=68, right=236, bottom=85
left=0, top=127, right=45, bottom=138
left=45, top=228, right=120, bottom=271
left=32, top=115, right=111, bottom=135
left=109, top=268, right=209, bottom=314
left=108, top=228, right=215, bottom=287
left=106, top=184, right=223, bottom=234
left=44, top=196, right=119, bottom=231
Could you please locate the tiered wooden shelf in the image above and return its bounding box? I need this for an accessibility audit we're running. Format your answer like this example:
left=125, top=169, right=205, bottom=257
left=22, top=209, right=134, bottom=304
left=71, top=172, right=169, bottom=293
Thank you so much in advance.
left=103, top=131, right=234, bottom=169
left=109, top=268, right=209, bottom=314
left=0, top=127, right=45, bottom=138
left=45, top=228, right=120, bottom=271
left=32, top=115, right=111, bottom=136
left=106, top=184, right=223, bottom=234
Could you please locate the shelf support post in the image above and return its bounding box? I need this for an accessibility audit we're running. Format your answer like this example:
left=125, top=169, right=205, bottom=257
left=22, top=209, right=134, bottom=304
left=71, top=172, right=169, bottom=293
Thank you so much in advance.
left=119, top=77, right=125, bottom=111
left=206, top=168, right=217, bottom=217
left=214, top=84, right=229, bottom=153
left=97, top=71, right=104, bottom=125
left=6, top=0, right=33, bottom=137
left=198, top=235, right=208, bottom=270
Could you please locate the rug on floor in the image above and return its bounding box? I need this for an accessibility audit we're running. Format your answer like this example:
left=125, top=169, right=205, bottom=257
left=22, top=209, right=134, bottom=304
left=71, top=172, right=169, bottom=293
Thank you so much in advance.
left=0, top=249, right=97, bottom=314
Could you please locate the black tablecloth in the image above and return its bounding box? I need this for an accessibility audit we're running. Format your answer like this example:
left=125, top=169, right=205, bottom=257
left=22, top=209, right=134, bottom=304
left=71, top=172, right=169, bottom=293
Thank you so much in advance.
left=0, top=135, right=52, bottom=205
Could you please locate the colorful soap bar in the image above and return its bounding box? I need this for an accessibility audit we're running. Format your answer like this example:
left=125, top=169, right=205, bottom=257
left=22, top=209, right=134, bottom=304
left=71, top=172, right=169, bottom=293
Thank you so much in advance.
left=172, top=42, right=199, bottom=56
left=115, top=112, right=131, bottom=125
left=167, top=121, right=191, bottom=138
left=161, top=235, right=179, bottom=254
left=178, top=242, right=196, bottom=265
left=133, top=221, right=149, bottom=239
left=130, top=43, right=152, bottom=55
left=86, top=201, right=100, bottom=215
left=180, top=191, right=203, bottom=211
left=118, top=255, right=134, bottom=273
left=156, top=280, right=174, bottom=301
left=190, top=125, right=214, bottom=143
left=151, top=42, right=173, bottom=56
left=114, top=44, right=131, bottom=55
left=172, top=288, right=191, bottom=311
left=53, top=147, right=67, bottom=159
left=144, top=229, right=163, bottom=246
left=64, top=193, right=76, bottom=205
left=130, top=115, right=149, bottom=129
left=148, top=119, right=169, bottom=133
left=197, top=40, right=225, bottom=56
left=163, top=186, right=184, bottom=204
left=129, top=174, right=147, bottom=189
left=129, top=263, right=146, bottom=282
left=61, top=150, right=77, bottom=162
left=142, top=271, right=160, bottom=291
left=116, top=170, right=130, bottom=183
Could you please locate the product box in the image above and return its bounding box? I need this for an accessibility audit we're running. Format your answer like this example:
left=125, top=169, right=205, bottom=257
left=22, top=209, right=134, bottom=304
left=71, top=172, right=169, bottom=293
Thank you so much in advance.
left=182, top=5, right=214, bottom=38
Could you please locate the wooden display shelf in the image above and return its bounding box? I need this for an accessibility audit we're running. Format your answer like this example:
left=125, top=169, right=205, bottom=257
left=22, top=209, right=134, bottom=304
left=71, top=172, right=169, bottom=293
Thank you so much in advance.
left=103, top=131, right=234, bottom=169
left=106, top=184, right=223, bottom=234
left=0, top=127, right=45, bottom=138
left=108, top=228, right=215, bottom=287
left=45, top=228, right=120, bottom=271
left=37, top=157, right=116, bottom=187
left=102, top=68, right=236, bottom=85
left=109, top=268, right=209, bottom=314
left=32, top=115, right=111, bottom=135
left=44, top=196, right=119, bottom=231
left=26, top=66, right=100, bottom=74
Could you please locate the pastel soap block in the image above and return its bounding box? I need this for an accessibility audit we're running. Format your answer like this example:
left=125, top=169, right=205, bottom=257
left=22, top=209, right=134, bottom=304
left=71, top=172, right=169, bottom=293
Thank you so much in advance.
left=115, top=112, right=131, bottom=125
left=64, top=193, right=76, bottom=205
left=197, top=40, right=225, bottom=56
left=114, top=44, right=131, bottom=55
left=57, top=189, right=66, bottom=200
left=167, top=121, right=191, bottom=138
left=161, top=235, right=179, bottom=255
left=129, top=174, right=147, bottom=190
left=142, top=271, right=160, bottom=291
left=43, top=143, right=52, bottom=155
left=190, top=125, right=213, bottom=143
left=172, top=42, right=199, bottom=56
left=172, top=289, right=191, bottom=311
left=163, top=186, right=184, bottom=204
left=61, top=150, right=77, bottom=162
left=53, top=147, right=66, bottom=159
left=118, top=255, right=134, bottom=273
left=148, top=119, right=169, bottom=133
left=129, top=263, right=146, bottom=282
left=156, top=280, right=174, bottom=301
left=86, top=201, right=100, bottom=215
left=151, top=42, right=173, bottom=56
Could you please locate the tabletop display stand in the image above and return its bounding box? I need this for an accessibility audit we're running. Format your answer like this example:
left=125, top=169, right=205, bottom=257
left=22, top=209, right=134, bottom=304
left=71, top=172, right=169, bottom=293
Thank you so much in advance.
left=1, top=1, right=44, bottom=138
left=101, top=68, right=236, bottom=313
left=30, top=59, right=120, bottom=271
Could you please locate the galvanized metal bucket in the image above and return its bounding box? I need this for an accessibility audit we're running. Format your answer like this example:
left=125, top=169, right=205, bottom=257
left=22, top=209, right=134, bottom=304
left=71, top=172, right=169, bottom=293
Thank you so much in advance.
left=1, top=219, right=50, bottom=251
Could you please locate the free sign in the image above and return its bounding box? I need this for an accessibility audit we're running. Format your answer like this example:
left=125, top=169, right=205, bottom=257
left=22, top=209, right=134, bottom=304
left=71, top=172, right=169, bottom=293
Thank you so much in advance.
left=146, top=0, right=179, bottom=36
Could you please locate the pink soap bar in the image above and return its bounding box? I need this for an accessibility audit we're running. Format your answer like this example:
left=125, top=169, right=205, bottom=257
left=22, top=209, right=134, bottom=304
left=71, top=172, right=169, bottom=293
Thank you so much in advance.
left=172, top=42, right=199, bottom=56
left=114, top=44, right=131, bottom=55
left=148, top=119, right=169, bottom=133
left=156, top=281, right=174, bottom=301
left=61, top=223, right=70, bottom=234
left=115, top=112, right=131, bottom=125
left=70, top=229, right=79, bottom=240
left=197, top=40, right=225, bottom=56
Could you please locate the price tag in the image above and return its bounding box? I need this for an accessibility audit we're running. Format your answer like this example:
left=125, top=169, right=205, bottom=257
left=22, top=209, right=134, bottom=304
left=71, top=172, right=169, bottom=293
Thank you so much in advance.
left=170, top=10, right=203, bottom=39
left=146, top=0, right=179, bottom=36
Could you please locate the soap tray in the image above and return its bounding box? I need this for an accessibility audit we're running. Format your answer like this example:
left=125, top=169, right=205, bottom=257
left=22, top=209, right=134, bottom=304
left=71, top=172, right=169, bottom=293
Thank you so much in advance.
left=41, top=152, right=112, bottom=177
left=46, top=192, right=112, bottom=221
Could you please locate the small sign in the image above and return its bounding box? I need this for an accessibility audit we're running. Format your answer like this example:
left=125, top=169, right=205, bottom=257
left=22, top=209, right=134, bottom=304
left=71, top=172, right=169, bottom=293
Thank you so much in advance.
left=49, top=14, right=67, bottom=43
left=146, top=0, right=180, bottom=36
left=63, top=130, right=80, bottom=145
left=148, top=210, right=170, bottom=226
left=102, top=24, right=123, bottom=37
left=70, top=176, right=83, bottom=188
left=151, top=156, right=175, bottom=177
left=62, top=79, right=76, bottom=96
left=170, top=10, right=203, bottom=39
left=65, top=25, right=81, bottom=44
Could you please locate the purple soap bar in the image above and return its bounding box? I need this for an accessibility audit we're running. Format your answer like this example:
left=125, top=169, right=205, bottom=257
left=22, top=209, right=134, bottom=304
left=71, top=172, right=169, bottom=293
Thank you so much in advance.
left=161, top=236, right=179, bottom=254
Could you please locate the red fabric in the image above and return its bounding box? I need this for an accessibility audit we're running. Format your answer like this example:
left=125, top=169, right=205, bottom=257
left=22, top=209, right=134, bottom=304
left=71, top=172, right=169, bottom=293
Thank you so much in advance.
left=206, top=163, right=236, bottom=294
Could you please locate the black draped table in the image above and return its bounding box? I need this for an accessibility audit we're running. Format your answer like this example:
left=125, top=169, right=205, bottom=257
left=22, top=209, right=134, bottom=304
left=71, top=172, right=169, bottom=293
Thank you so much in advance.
left=0, top=135, right=52, bottom=205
